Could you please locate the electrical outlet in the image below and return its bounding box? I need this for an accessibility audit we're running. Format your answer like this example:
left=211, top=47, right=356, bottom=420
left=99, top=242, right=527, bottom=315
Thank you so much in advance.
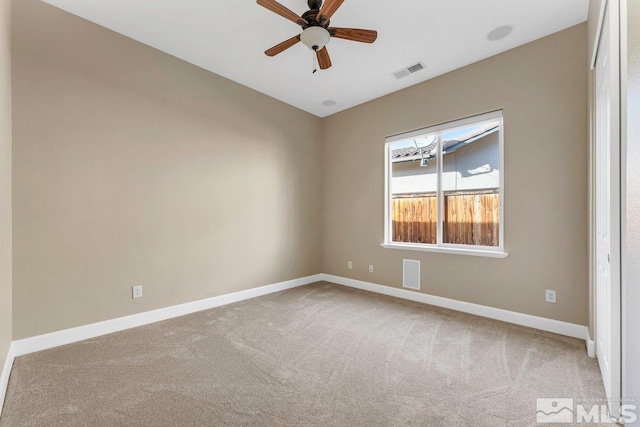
left=545, top=289, right=556, bottom=304
left=348, top=261, right=353, bottom=269
left=132, top=285, right=143, bottom=299
left=369, top=265, right=374, bottom=273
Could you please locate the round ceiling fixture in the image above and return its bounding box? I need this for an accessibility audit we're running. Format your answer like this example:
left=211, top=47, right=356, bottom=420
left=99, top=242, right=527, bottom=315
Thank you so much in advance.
left=300, top=26, right=331, bottom=51
left=487, top=25, right=514, bottom=41
left=322, top=100, right=337, bottom=107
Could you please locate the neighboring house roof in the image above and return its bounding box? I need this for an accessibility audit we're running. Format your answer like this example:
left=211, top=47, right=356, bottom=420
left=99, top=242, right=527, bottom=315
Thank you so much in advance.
left=391, top=125, right=499, bottom=162
left=392, top=143, right=437, bottom=159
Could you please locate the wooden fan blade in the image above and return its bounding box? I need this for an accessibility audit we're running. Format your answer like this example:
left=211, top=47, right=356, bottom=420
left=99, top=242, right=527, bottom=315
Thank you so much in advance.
left=316, top=0, right=345, bottom=24
left=316, top=47, right=332, bottom=70
left=330, top=27, right=377, bottom=43
left=265, top=35, right=300, bottom=57
left=257, top=0, right=308, bottom=26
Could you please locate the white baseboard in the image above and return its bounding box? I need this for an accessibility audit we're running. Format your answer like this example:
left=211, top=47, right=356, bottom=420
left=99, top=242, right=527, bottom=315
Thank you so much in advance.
left=0, top=342, right=16, bottom=418
left=13, top=274, right=323, bottom=357
left=0, top=274, right=598, bottom=419
left=321, top=274, right=590, bottom=342
left=10, top=272, right=591, bottom=360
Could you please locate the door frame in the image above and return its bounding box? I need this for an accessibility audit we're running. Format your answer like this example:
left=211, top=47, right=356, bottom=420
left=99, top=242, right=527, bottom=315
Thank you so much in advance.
left=590, top=0, right=623, bottom=420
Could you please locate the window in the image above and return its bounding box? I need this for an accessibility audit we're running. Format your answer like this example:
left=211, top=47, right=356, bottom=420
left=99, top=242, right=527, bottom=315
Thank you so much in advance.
left=382, top=111, right=507, bottom=258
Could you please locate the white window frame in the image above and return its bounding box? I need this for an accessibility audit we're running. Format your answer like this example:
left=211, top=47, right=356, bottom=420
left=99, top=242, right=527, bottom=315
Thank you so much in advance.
left=381, top=110, right=508, bottom=258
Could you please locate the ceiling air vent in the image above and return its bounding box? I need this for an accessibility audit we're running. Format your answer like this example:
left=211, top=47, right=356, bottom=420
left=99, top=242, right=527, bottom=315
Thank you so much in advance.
left=392, top=62, right=425, bottom=79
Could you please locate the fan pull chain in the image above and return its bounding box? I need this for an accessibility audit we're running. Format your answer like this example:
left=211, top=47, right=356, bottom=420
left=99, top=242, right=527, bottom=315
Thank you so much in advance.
left=312, top=50, right=317, bottom=74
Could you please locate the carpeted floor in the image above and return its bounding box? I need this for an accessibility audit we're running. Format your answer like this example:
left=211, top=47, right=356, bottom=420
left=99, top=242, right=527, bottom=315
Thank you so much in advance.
left=1, top=282, right=605, bottom=426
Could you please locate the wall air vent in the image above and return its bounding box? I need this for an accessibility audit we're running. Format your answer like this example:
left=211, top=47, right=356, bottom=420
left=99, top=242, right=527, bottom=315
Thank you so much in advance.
left=403, top=259, right=420, bottom=290
left=392, top=62, right=425, bottom=79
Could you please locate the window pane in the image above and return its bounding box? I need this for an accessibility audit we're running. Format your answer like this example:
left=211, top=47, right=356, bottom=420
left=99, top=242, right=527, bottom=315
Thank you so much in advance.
left=390, top=135, right=438, bottom=244
left=442, top=122, right=500, bottom=246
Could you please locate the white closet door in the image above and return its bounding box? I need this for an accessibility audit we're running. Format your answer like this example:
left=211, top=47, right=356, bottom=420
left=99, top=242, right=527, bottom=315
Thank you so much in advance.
left=595, top=0, right=622, bottom=419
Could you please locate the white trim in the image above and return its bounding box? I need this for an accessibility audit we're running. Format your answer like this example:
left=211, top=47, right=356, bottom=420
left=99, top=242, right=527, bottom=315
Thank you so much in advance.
left=320, top=274, right=590, bottom=341
left=380, top=242, right=509, bottom=258
left=498, top=114, right=505, bottom=251
left=588, top=43, right=597, bottom=377
left=5, top=272, right=591, bottom=367
left=384, top=110, right=505, bottom=254
left=0, top=342, right=16, bottom=418
left=620, top=0, right=633, bottom=408
left=384, top=142, right=390, bottom=246
left=385, top=110, right=503, bottom=144
left=587, top=335, right=596, bottom=359
left=436, top=133, right=443, bottom=245
left=12, top=274, right=323, bottom=357
left=591, top=0, right=610, bottom=69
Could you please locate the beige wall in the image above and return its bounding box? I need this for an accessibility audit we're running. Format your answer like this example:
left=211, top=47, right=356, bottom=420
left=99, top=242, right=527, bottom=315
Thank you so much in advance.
left=0, top=0, right=11, bottom=366
left=10, top=0, right=591, bottom=339
left=322, top=24, right=590, bottom=325
left=12, top=0, right=323, bottom=339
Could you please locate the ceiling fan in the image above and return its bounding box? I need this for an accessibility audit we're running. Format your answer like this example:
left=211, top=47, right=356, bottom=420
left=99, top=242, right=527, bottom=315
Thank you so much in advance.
left=257, top=0, right=378, bottom=71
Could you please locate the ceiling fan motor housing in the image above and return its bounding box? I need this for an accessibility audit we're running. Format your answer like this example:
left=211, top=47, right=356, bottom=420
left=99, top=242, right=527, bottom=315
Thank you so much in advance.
left=301, top=9, right=328, bottom=28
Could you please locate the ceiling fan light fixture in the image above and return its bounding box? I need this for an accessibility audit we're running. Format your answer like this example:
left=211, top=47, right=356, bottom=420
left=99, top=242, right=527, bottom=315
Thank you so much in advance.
left=300, top=26, right=331, bottom=51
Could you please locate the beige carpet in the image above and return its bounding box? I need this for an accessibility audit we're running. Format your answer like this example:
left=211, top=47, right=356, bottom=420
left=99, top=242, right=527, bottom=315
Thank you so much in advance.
left=1, top=282, right=605, bottom=426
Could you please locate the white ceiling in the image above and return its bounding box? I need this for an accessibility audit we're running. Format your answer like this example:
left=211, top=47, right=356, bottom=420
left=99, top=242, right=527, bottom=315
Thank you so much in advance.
left=41, top=0, right=589, bottom=117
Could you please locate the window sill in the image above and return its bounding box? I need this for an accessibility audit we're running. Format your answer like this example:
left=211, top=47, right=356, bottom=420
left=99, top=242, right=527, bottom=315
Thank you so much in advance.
left=380, top=243, right=509, bottom=258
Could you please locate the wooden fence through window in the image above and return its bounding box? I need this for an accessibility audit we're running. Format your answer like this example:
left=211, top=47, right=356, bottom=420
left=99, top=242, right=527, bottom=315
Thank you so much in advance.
left=392, top=189, right=500, bottom=247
